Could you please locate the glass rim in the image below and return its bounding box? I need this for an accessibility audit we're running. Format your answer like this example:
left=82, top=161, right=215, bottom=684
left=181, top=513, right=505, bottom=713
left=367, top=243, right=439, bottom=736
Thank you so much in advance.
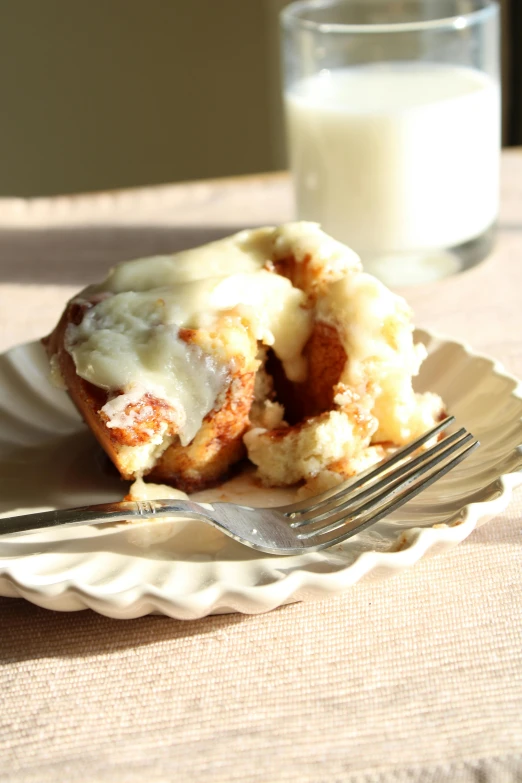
left=281, top=0, right=499, bottom=34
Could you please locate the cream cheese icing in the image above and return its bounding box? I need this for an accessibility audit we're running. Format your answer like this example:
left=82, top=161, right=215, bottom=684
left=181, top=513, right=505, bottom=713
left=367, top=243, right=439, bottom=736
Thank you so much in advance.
left=65, top=224, right=355, bottom=445
left=55, top=221, right=443, bottom=488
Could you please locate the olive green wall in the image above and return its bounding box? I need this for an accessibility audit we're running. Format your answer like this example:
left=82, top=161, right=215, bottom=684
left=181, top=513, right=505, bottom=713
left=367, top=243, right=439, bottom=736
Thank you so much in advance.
left=0, top=0, right=290, bottom=196
left=0, top=0, right=515, bottom=197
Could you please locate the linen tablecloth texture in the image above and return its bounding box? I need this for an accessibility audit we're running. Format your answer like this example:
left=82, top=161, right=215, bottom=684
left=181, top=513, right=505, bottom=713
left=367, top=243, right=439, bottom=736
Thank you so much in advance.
left=1, top=152, right=521, bottom=783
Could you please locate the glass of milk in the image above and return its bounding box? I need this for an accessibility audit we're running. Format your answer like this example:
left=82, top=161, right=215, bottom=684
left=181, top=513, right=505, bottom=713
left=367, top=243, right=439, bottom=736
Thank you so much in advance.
left=281, top=0, right=500, bottom=286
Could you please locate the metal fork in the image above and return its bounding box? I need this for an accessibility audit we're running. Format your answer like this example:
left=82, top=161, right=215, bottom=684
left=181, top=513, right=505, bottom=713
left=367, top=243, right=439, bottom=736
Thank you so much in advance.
left=0, top=416, right=477, bottom=555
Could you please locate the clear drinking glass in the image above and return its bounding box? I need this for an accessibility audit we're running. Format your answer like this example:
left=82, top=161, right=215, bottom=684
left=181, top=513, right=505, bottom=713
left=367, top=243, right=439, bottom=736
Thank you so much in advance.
left=281, top=0, right=501, bottom=286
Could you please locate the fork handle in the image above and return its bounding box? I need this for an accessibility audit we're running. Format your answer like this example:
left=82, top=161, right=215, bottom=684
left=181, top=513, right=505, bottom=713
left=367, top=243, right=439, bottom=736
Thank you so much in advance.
left=0, top=500, right=210, bottom=538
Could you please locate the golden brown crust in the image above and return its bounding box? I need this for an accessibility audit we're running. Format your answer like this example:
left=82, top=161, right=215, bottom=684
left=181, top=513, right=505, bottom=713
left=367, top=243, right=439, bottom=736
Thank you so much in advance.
left=265, top=321, right=347, bottom=424
left=149, top=371, right=256, bottom=493
left=301, top=321, right=347, bottom=416
left=271, top=253, right=323, bottom=295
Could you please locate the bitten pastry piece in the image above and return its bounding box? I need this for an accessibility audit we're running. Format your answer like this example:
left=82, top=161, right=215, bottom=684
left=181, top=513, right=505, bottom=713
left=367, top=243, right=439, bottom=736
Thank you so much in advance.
left=244, top=250, right=444, bottom=487
left=44, top=222, right=444, bottom=492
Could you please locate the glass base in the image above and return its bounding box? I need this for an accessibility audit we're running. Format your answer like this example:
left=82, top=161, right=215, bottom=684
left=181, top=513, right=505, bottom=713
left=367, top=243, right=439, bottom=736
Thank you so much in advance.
left=361, top=226, right=496, bottom=288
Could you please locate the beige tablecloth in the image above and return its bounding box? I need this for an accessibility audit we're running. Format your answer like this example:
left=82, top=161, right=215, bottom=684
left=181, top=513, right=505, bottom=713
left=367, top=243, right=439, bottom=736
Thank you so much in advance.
left=1, top=154, right=521, bottom=782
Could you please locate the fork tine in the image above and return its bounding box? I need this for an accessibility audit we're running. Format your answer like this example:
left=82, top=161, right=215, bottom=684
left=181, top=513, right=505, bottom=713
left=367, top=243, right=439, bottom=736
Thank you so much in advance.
left=291, top=428, right=470, bottom=528
left=297, top=435, right=479, bottom=543
left=312, top=438, right=479, bottom=550
left=281, top=415, right=456, bottom=517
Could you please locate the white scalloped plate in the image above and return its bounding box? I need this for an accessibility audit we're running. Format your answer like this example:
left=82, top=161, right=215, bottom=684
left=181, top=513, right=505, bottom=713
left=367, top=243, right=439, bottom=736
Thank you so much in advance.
left=0, top=330, right=521, bottom=619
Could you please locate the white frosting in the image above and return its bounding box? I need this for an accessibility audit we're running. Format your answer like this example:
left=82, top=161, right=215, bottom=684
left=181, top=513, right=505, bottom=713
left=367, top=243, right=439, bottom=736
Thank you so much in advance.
left=317, top=271, right=419, bottom=389
left=272, top=220, right=361, bottom=275
left=66, top=291, right=232, bottom=445
left=66, top=223, right=350, bottom=444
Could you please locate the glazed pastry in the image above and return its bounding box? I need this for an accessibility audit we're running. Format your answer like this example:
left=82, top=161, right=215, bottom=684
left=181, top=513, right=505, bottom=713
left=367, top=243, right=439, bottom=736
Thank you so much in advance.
left=44, top=223, right=443, bottom=492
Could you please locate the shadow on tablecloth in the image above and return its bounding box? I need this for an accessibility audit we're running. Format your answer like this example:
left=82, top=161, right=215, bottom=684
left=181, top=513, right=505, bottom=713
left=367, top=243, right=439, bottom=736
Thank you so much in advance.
left=0, top=595, right=280, bottom=662
left=0, top=224, right=251, bottom=285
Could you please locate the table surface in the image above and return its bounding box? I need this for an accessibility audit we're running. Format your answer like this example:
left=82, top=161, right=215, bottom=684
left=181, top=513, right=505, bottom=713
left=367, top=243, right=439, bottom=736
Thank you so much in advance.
left=1, top=151, right=521, bottom=783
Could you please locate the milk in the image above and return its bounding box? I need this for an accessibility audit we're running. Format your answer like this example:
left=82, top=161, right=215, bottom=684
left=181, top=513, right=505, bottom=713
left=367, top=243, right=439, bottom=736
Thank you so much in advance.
left=285, top=63, right=500, bottom=258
